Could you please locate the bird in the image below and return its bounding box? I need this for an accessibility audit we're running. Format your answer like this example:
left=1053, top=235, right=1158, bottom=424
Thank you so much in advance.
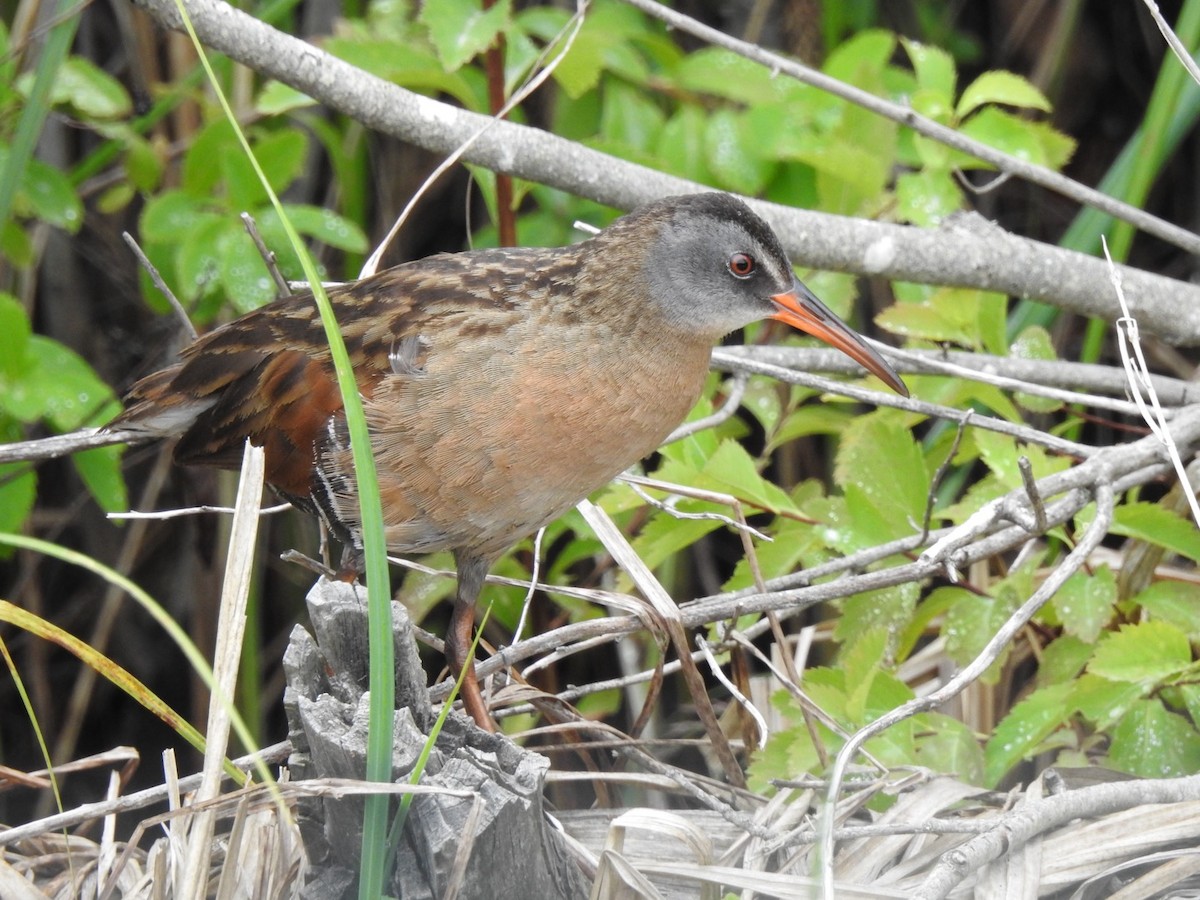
left=109, top=192, right=908, bottom=730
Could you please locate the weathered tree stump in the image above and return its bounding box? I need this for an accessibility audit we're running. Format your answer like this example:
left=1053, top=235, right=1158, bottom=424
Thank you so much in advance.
left=283, top=578, right=589, bottom=899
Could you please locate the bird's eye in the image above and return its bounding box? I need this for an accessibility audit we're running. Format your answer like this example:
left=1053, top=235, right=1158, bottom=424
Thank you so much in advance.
left=728, top=252, right=755, bottom=278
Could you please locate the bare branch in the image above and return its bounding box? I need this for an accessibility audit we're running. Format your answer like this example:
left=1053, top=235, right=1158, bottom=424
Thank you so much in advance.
left=124, top=0, right=1200, bottom=345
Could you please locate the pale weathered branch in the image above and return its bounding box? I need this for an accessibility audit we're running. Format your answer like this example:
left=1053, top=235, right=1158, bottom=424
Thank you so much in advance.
left=125, top=0, right=1200, bottom=345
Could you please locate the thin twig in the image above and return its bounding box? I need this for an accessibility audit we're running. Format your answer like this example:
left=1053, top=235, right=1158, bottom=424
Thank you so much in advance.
left=122, top=232, right=197, bottom=341
left=240, top=212, right=291, bottom=298
left=1017, top=456, right=1048, bottom=532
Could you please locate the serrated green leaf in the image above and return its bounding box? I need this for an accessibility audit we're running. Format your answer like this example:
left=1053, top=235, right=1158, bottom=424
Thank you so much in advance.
left=1072, top=672, right=1144, bottom=728
left=916, top=713, right=984, bottom=784
left=700, top=439, right=797, bottom=513
left=1051, top=565, right=1115, bottom=643
left=1108, top=699, right=1200, bottom=778
left=1136, top=581, right=1200, bottom=638
left=722, top=516, right=825, bottom=590
left=824, top=30, right=896, bottom=90
left=834, top=413, right=929, bottom=539
left=984, top=681, right=1073, bottom=787
left=1089, top=620, right=1192, bottom=685
left=896, top=168, right=962, bottom=226
left=1111, top=502, right=1200, bottom=564
left=973, top=427, right=1071, bottom=489
left=900, top=37, right=956, bottom=103
left=944, top=586, right=1017, bottom=684
left=836, top=583, right=919, bottom=665
left=1075, top=672, right=1147, bottom=729
left=841, top=626, right=887, bottom=725
left=767, top=403, right=855, bottom=453
left=957, top=70, right=1051, bottom=119
left=0, top=293, right=32, bottom=380
left=1036, top=634, right=1093, bottom=688
left=420, top=0, right=511, bottom=72
left=959, top=107, right=1075, bottom=171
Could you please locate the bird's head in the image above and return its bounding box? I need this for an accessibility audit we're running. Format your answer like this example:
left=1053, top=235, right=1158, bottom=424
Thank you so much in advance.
left=625, top=193, right=908, bottom=397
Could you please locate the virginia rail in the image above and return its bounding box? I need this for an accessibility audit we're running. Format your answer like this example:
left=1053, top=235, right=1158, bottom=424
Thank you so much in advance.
left=111, top=193, right=908, bottom=729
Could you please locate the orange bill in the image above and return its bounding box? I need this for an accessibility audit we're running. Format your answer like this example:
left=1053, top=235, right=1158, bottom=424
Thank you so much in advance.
left=771, top=277, right=909, bottom=397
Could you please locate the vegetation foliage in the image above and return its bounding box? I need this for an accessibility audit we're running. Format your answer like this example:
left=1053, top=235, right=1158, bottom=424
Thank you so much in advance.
left=2, top=0, right=1200, bottom=863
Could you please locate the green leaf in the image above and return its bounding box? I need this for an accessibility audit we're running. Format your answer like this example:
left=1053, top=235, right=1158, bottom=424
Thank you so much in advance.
left=15, top=156, right=83, bottom=232
left=218, top=229, right=277, bottom=313
left=698, top=439, right=797, bottom=513
left=973, top=427, right=1070, bottom=489
left=1135, top=581, right=1200, bottom=638
left=895, top=169, right=962, bottom=226
left=1036, top=635, right=1093, bottom=688
left=1009, top=325, right=1063, bottom=412
left=1, top=336, right=118, bottom=430
left=1111, top=502, right=1200, bottom=564
left=1089, top=620, right=1192, bottom=685
left=835, top=583, right=919, bottom=663
left=521, top=8, right=604, bottom=99
left=600, top=80, right=664, bottom=153
left=630, top=510, right=722, bottom=573
left=1, top=220, right=33, bottom=267
left=841, top=626, right=887, bottom=725
left=957, top=70, right=1051, bottom=119
left=834, top=412, right=929, bottom=540
left=253, top=129, right=308, bottom=195
left=175, top=215, right=235, bottom=301
left=277, top=204, right=369, bottom=253
left=984, top=682, right=1073, bottom=787
left=705, top=109, right=774, bottom=195
left=900, top=37, right=956, bottom=104
left=141, top=190, right=213, bottom=242
left=944, top=585, right=1017, bottom=684
left=675, top=47, right=799, bottom=105
left=420, top=0, right=511, bottom=72
left=959, top=107, right=1075, bottom=171
left=54, top=57, right=132, bottom=119
left=72, top=445, right=127, bottom=513
left=182, top=119, right=237, bottom=197
left=0, top=293, right=32, bottom=379
left=255, top=81, right=318, bottom=115
left=1072, top=673, right=1144, bottom=728
left=0, top=464, right=36, bottom=534
left=722, top=515, right=826, bottom=590
left=657, top=105, right=712, bottom=184
left=1050, top=565, right=1115, bottom=643
left=1108, top=699, right=1200, bottom=778
left=915, top=713, right=984, bottom=784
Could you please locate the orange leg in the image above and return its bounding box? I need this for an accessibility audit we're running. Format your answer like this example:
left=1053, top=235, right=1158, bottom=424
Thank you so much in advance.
left=447, top=552, right=496, bottom=732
